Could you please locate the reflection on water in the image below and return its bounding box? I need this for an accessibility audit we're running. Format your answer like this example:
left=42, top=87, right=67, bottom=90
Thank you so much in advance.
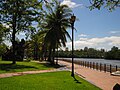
left=61, top=58, right=120, bottom=67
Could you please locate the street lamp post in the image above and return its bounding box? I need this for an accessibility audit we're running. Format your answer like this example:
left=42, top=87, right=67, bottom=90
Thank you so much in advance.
left=70, top=14, right=76, bottom=77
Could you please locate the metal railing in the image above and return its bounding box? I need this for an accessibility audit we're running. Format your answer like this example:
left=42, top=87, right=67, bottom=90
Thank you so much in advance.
left=59, top=58, right=120, bottom=73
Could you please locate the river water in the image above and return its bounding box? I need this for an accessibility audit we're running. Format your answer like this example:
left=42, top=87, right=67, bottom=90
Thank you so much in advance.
left=60, top=58, right=120, bottom=67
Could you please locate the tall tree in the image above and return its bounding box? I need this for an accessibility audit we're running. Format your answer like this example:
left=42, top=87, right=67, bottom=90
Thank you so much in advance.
left=41, top=2, right=72, bottom=64
left=0, top=0, right=42, bottom=64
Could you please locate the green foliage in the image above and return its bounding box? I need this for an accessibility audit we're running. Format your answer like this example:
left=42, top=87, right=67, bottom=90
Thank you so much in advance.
left=0, top=23, right=9, bottom=43
left=25, top=35, right=43, bottom=60
left=0, top=0, right=44, bottom=63
left=57, top=47, right=105, bottom=59
left=43, top=3, right=72, bottom=48
left=25, top=40, right=34, bottom=58
left=105, top=46, right=120, bottom=60
left=39, top=2, right=72, bottom=63
left=89, top=0, right=120, bottom=11
left=0, top=0, right=43, bottom=38
left=24, top=0, right=61, bottom=60
left=0, top=71, right=101, bottom=90
left=57, top=46, right=120, bottom=60
left=0, top=43, right=7, bottom=57
left=31, top=33, right=43, bottom=60
left=23, top=58, right=31, bottom=62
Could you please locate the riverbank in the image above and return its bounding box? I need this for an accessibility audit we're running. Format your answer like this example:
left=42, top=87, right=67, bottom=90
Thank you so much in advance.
left=59, top=58, right=120, bottom=65
left=59, top=58, right=120, bottom=73
left=58, top=60, right=120, bottom=90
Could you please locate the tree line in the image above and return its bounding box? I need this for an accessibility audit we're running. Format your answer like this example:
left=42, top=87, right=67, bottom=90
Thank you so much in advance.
left=56, top=46, right=120, bottom=60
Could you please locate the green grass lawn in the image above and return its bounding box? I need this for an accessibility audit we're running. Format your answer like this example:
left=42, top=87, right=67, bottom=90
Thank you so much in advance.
left=0, top=60, right=59, bottom=74
left=0, top=71, right=101, bottom=90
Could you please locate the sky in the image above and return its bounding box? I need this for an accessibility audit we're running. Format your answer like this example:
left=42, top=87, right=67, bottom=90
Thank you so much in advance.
left=4, top=0, right=120, bottom=51
left=60, top=0, right=120, bottom=51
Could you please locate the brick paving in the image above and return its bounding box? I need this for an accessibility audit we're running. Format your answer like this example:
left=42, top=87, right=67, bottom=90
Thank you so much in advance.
left=58, top=60, right=120, bottom=90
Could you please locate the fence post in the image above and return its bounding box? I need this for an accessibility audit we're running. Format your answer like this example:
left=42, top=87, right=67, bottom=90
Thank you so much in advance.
left=83, top=61, right=84, bottom=66
left=116, top=65, right=117, bottom=71
left=104, top=64, right=106, bottom=72
left=96, top=63, right=98, bottom=70
left=100, top=63, right=102, bottom=71
left=90, top=62, right=91, bottom=68
left=84, top=61, right=86, bottom=67
left=88, top=62, right=89, bottom=68
left=87, top=62, right=88, bottom=67
left=93, top=62, right=94, bottom=69
left=91, top=62, right=92, bottom=68
left=110, top=64, right=112, bottom=73
left=85, top=61, right=86, bottom=67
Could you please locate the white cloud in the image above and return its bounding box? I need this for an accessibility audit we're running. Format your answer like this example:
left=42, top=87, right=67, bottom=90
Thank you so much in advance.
left=79, top=38, right=88, bottom=41
left=60, top=0, right=83, bottom=8
left=66, top=36, right=120, bottom=50
left=78, top=34, right=88, bottom=37
left=109, top=31, right=120, bottom=34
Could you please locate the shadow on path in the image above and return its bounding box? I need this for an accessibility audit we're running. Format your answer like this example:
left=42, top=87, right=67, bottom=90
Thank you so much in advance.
left=39, top=62, right=66, bottom=69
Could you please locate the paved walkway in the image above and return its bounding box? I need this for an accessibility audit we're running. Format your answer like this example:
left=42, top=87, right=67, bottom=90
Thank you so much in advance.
left=58, top=60, right=120, bottom=90
left=0, top=60, right=120, bottom=90
left=0, top=69, right=64, bottom=78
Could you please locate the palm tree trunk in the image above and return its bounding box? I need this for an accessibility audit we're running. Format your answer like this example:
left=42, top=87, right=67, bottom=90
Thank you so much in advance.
left=44, top=49, right=47, bottom=61
left=56, top=46, right=58, bottom=65
left=52, top=48, right=55, bottom=64
left=48, top=46, right=52, bottom=62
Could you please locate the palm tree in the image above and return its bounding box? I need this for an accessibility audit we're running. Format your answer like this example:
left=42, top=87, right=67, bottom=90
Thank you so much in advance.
left=30, top=31, right=46, bottom=60
left=42, top=3, right=72, bottom=64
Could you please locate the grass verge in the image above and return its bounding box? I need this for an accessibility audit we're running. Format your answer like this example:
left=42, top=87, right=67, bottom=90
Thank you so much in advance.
left=0, top=71, right=101, bottom=90
left=0, top=61, right=60, bottom=74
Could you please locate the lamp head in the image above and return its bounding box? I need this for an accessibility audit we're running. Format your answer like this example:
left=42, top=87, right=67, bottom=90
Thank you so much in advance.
left=70, top=14, right=76, bottom=23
